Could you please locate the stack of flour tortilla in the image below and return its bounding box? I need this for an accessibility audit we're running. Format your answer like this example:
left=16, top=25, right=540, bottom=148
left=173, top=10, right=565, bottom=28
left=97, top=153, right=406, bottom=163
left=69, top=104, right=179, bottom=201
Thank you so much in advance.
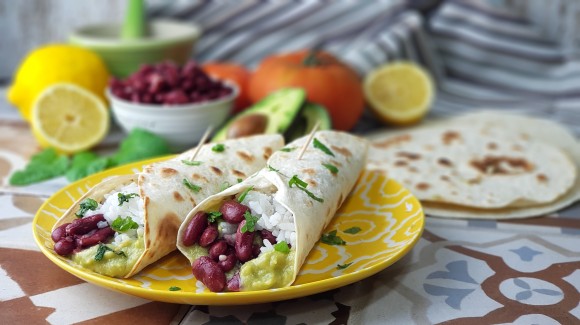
left=366, top=111, right=580, bottom=219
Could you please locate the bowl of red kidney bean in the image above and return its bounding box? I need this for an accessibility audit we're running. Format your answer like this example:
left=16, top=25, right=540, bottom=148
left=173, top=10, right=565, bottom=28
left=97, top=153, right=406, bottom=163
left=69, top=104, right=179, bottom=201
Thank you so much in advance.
left=107, top=60, right=238, bottom=150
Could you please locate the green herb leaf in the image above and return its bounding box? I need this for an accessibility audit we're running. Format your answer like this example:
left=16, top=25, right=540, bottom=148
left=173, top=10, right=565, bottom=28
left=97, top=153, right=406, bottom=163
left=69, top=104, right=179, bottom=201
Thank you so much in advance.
left=274, top=241, right=291, bottom=253
left=219, top=182, right=231, bottom=191
left=313, top=138, right=335, bottom=157
left=241, top=211, right=259, bottom=233
left=181, top=160, right=202, bottom=166
left=65, top=151, right=100, bottom=182
left=94, top=243, right=126, bottom=261
left=169, top=286, right=181, bottom=291
left=237, top=186, right=254, bottom=203
left=212, top=144, right=225, bottom=152
left=75, top=198, right=98, bottom=218
left=343, top=226, right=361, bottom=234
left=237, top=178, right=243, bottom=183
left=207, top=211, right=222, bottom=223
left=268, top=165, right=280, bottom=172
left=337, top=262, right=353, bottom=270
left=117, top=193, right=139, bottom=206
left=111, top=216, right=139, bottom=232
left=322, top=163, right=339, bottom=174
left=321, top=230, right=346, bottom=246
left=111, top=128, right=171, bottom=166
left=288, top=175, right=324, bottom=203
left=9, top=148, right=69, bottom=185
left=280, top=147, right=296, bottom=152
left=183, top=179, right=201, bottom=192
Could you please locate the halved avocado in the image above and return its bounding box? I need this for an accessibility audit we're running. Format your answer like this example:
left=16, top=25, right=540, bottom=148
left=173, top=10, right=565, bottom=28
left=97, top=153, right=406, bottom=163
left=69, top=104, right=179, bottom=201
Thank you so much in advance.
left=285, top=103, right=332, bottom=141
left=212, top=88, right=306, bottom=142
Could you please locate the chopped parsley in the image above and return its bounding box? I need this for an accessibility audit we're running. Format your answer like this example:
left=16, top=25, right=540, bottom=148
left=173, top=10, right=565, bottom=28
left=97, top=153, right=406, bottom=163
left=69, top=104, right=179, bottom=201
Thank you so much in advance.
left=313, top=138, right=335, bottom=157
left=183, top=179, right=201, bottom=192
left=212, top=144, right=225, bottom=152
left=337, top=262, right=353, bottom=270
left=321, top=230, right=346, bottom=246
left=274, top=241, right=291, bottom=253
left=117, top=192, right=139, bottom=206
left=169, top=286, right=181, bottom=291
left=343, top=226, right=361, bottom=234
left=76, top=198, right=98, bottom=218
left=237, top=186, right=254, bottom=203
left=237, top=178, right=243, bottom=183
left=280, top=147, right=296, bottom=152
left=288, top=175, right=324, bottom=203
left=94, top=243, right=126, bottom=261
left=322, top=163, right=339, bottom=174
left=219, top=181, right=231, bottom=191
left=268, top=165, right=280, bottom=172
left=111, top=216, right=139, bottom=232
left=181, top=160, right=202, bottom=166
left=207, top=211, right=222, bottom=223
left=241, top=211, right=259, bottom=233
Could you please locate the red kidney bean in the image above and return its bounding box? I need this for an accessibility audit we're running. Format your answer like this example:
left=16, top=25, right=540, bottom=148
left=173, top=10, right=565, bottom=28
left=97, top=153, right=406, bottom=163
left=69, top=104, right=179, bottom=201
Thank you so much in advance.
left=218, top=251, right=238, bottom=272
left=252, top=244, right=261, bottom=258
left=260, top=229, right=277, bottom=245
left=208, top=240, right=228, bottom=260
left=220, top=200, right=249, bottom=224
left=76, top=227, right=115, bottom=248
left=199, top=224, right=219, bottom=247
left=54, top=237, right=76, bottom=256
left=235, top=220, right=254, bottom=262
left=66, top=214, right=106, bottom=236
left=182, top=212, right=208, bottom=246
left=192, top=256, right=226, bottom=292
left=51, top=223, right=70, bottom=242
left=226, top=273, right=240, bottom=292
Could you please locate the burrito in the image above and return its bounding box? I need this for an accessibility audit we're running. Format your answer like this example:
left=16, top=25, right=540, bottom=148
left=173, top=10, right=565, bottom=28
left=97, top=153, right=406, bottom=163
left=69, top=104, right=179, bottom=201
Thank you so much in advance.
left=50, top=134, right=284, bottom=278
left=177, top=131, right=368, bottom=292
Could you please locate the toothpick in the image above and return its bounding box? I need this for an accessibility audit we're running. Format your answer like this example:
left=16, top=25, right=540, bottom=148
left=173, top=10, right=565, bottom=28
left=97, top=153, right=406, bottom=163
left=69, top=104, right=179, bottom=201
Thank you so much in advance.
left=297, top=121, right=320, bottom=160
left=189, top=126, right=213, bottom=161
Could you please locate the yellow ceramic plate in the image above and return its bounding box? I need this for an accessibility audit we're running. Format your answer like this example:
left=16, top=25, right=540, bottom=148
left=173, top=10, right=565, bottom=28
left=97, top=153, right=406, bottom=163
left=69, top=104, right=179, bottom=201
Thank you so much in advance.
left=33, top=157, right=424, bottom=305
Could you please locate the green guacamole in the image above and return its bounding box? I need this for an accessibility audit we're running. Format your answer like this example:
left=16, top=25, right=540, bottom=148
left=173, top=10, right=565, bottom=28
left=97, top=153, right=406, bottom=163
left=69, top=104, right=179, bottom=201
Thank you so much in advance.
left=240, top=249, right=296, bottom=291
left=71, top=237, right=145, bottom=278
left=180, top=244, right=209, bottom=262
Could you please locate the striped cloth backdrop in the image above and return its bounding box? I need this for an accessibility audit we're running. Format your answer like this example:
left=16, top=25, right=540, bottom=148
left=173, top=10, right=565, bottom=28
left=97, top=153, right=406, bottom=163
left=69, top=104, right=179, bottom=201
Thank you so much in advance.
left=148, top=0, right=580, bottom=135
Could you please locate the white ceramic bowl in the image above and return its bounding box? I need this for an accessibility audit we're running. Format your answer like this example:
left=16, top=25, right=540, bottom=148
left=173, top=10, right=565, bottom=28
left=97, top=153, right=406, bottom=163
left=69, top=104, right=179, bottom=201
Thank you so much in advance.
left=107, top=84, right=238, bottom=151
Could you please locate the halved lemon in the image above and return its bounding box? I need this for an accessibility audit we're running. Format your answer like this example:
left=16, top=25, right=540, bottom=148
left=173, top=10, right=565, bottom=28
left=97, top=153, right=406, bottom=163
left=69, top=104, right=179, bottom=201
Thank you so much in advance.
left=31, top=83, right=109, bottom=154
left=364, top=61, right=434, bottom=126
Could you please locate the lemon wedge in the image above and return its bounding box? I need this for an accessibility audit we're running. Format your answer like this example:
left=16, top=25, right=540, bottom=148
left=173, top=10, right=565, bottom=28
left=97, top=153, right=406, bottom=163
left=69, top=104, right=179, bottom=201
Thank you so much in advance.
left=31, top=83, right=109, bottom=154
left=364, top=61, right=434, bottom=126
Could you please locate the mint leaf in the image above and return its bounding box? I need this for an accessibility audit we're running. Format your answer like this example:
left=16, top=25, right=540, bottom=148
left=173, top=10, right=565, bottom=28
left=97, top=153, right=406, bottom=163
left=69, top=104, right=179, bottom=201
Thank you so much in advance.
left=321, top=230, right=346, bottom=245
left=117, top=193, right=139, bottom=206
left=343, top=227, right=361, bottom=234
left=9, top=148, right=69, bottom=185
left=111, top=128, right=171, bottom=165
left=111, top=216, right=139, bottom=232
left=76, top=198, right=98, bottom=217
left=241, top=211, right=258, bottom=233
left=313, top=138, right=334, bottom=157
left=274, top=241, right=290, bottom=253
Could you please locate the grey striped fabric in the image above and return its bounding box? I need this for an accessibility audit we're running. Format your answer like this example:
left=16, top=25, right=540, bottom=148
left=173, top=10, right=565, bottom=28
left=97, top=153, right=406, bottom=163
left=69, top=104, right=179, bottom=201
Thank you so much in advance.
left=149, top=0, right=580, bottom=135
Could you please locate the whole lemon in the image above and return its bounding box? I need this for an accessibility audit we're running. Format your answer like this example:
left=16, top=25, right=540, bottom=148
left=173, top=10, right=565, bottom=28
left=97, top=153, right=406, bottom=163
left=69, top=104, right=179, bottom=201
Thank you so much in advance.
left=8, top=44, right=110, bottom=121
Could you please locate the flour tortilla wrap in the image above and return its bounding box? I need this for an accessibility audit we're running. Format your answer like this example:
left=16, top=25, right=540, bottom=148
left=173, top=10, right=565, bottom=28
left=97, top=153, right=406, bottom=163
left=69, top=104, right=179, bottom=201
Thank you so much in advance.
left=366, top=111, right=580, bottom=219
left=53, top=134, right=284, bottom=278
left=177, top=131, right=368, bottom=291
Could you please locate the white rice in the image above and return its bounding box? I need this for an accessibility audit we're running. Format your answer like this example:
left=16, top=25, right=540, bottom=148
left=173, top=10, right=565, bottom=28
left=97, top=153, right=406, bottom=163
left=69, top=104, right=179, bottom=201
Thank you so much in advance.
left=240, top=190, right=296, bottom=252
left=83, top=182, right=145, bottom=244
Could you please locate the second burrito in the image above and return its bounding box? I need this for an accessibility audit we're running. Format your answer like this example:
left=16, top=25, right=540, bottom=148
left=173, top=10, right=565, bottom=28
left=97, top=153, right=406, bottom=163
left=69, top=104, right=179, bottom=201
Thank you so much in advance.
left=177, top=131, right=369, bottom=292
